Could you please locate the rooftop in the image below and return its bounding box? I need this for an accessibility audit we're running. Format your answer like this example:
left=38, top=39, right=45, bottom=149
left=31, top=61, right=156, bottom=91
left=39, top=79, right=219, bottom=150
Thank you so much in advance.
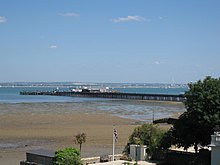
left=27, top=149, right=55, bottom=158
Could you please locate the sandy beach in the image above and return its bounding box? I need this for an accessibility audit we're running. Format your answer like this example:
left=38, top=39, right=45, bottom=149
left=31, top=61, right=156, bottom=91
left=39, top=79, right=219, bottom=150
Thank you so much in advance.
left=0, top=103, right=140, bottom=164
left=0, top=101, right=185, bottom=164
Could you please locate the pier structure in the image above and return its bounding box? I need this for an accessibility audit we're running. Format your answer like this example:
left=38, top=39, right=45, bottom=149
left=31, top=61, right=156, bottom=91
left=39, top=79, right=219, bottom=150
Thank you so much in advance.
left=20, top=91, right=185, bottom=102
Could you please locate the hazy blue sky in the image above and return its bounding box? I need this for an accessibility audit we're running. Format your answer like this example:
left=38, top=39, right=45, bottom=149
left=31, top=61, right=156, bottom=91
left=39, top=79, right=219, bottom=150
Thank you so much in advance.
left=0, top=0, right=219, bottom=83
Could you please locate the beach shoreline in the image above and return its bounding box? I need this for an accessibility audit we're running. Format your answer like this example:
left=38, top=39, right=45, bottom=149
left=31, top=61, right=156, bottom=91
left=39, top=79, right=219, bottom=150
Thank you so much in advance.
left=0, top=101, right=184, bottom=164
left=0, top=103, right=139, bottom=164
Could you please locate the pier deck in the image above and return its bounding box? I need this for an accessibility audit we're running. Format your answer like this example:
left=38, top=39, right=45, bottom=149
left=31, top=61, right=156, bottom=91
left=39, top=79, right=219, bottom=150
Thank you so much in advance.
left=20, top=91, right=185, bottom=102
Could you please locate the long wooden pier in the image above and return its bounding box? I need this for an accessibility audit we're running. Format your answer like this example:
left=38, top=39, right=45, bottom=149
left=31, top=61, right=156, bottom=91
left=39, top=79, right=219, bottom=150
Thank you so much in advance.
left=20, top=91, right=185, bottom=102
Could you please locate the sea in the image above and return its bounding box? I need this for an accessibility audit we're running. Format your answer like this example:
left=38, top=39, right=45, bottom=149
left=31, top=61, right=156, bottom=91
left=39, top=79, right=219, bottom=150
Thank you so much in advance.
left=0, top=82, right=188, bottom=121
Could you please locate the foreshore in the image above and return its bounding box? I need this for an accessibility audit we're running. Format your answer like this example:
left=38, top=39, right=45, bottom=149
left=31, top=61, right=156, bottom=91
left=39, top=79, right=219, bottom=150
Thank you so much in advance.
left=0, top=101, right=184, bottom=164
left=0, top=103, right=140, bottom=164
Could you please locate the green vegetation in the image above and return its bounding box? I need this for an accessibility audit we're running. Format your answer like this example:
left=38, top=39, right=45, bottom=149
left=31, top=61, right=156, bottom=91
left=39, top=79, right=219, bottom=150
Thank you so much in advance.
left=171, top=76, right=220, bottom=152
left=124, top=76, right=220, bottom=162
left=74, top=132, right=86, bottom=154
left=124, top=124, right=168, bottom=159
left=53, top=147, right=82, bottom=165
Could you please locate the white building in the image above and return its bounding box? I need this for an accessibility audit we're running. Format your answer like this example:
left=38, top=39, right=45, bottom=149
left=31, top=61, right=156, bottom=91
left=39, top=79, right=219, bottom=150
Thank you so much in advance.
left=209, top=131, right=220, bottom=165
left=129, top=144, right=148, bottom=161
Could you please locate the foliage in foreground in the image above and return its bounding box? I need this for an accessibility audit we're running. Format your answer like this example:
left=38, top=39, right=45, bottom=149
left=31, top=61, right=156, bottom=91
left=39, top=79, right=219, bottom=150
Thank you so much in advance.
left=171, top=76, right=220, bottom=152
left=124, top=124, right=168, bottom=159
left=53, top=147, right=82, bottom=165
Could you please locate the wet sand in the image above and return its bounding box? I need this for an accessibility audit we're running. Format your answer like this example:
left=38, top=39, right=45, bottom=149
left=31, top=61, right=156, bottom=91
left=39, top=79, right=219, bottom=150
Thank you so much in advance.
left=0, top=103, right=139, bottom=164
left=0, top=101, right=184, bottom=164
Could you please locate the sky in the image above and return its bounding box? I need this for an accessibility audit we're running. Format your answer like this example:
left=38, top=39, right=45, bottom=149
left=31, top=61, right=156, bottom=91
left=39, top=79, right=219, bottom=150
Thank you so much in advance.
left=0, top=0, right=220, bottom=84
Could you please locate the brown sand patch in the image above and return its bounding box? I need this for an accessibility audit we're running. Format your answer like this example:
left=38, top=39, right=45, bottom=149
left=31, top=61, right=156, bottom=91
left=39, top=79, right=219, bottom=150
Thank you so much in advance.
left=0, top=105, right=138, bottom=164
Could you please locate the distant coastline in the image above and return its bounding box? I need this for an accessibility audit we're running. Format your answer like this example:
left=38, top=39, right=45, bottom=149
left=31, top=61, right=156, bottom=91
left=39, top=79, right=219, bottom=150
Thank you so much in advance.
left=0, top=82, right=188, bottom=89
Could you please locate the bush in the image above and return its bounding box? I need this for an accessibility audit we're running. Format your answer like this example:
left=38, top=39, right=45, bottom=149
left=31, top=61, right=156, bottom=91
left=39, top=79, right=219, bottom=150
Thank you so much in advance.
left=124, top=124, right=168, bottom=160
left=53, top=147, right=82, bottom=165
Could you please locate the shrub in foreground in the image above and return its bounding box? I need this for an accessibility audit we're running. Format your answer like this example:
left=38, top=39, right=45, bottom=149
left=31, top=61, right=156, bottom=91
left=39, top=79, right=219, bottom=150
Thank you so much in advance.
left=124, top=124, right=168, bottom=160
left=53, top=147, right=82, bottom=165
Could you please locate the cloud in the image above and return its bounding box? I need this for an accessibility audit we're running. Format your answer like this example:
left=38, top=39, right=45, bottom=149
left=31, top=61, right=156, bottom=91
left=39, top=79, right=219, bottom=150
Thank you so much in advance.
left=153, top=61, right=165, bottom=65
left=59, top=12, right=79, bottom=18
left=158, top=16, right=166, bottom=20
left=0, top=16, right=6, bottom=23
left=158, top=16, right=164, bottom=20
left=49, top=45, right=58, bottom=49
left=111, top=15, right=146, bottom=23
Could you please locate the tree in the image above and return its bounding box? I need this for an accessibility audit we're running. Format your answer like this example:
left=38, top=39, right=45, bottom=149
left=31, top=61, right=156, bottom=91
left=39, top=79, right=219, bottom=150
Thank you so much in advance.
left=172, top=76, right=220, bottom=152
left=124, top=124, right=167, bottom=159
left=74, top=132, right=86, bottom=154
left=53, top=147, right=82, bottom=165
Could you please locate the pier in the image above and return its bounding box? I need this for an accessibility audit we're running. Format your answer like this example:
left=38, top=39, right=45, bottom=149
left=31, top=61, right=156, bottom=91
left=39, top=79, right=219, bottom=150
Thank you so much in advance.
left=20, top=91, right=185, bottom=102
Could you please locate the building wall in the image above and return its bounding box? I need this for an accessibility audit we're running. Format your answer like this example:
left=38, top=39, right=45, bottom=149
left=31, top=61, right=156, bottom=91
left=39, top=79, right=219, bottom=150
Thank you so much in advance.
left=27, top=153, right=53, bottom=165
left=211, top=147, right=220, bottom=165
left=129, top=144, right=147, bottom=161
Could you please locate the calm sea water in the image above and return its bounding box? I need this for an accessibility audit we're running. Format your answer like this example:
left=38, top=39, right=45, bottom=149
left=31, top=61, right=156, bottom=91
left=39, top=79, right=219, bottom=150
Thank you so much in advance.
left=0, top=87, right=74, bottom=103
left=0, top=84, right=187, bottom=121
